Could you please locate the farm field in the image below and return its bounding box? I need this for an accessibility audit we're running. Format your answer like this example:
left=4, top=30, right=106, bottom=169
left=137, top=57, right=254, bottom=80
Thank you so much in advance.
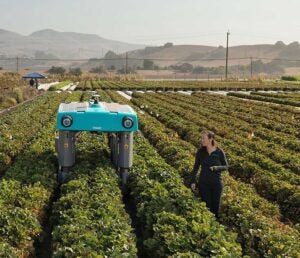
left=76, top=79, right=300, bottom=91
left=0, top=80, right=299, bottom=257
left=0, top=73, right=40, bottom=110
left=227, top=91, right=300, bottom=107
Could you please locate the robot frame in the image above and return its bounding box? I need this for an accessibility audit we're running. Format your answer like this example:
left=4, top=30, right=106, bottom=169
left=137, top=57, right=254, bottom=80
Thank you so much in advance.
left=55, top=95, right=138, bottom=194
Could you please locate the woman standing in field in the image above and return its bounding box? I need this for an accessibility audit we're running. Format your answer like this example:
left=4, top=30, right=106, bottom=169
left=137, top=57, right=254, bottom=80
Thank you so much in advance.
left=191, top=131, right=228, bottom=219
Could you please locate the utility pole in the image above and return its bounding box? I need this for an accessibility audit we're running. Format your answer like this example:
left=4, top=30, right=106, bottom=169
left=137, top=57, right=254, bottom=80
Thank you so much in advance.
left=16, top=56, right=19, bottom=73
left=250, top=56, right=253, bottom=79
left=225, top=30, right=230, bottom=80
left=125, top=52, right=128, bottom=74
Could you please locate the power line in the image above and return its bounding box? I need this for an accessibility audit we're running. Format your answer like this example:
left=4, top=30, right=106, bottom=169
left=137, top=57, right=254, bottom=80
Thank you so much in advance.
left=1, top=56, right=300, bottom=62
left=122, top=31, right=225, bottom=41
left=232, top=32, right=296, bottom=41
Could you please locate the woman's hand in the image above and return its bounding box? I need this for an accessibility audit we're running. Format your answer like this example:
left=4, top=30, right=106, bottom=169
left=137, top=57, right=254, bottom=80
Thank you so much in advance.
left=209, top=166, right=216, bottom=172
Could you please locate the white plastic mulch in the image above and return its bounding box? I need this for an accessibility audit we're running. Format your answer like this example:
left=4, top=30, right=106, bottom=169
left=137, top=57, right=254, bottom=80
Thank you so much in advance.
left=116, top=91, right=132, bottom=100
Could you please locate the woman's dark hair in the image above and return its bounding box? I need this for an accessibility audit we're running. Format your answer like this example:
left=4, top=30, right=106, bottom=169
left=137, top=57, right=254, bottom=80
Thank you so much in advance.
left=207, top=131, right=215, bottom=146
left=200, top=131, right=217, bottom=150
left=199, top=131, right=217, bottom=156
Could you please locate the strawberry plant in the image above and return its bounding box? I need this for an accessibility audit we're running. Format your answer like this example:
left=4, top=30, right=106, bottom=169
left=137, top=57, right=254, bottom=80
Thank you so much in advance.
left=107, top=89, right=300, bottom=257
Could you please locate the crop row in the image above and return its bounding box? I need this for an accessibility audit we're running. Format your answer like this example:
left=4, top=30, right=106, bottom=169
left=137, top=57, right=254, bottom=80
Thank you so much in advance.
left=153, top=92, right=300, bottom=176
left=48, top=81, right=72, bottom=91
left=76, top=80, right=95, bottom=91
left=49, top=91, right=241, bottom=257
left=227, top=92, right=300, bottom=107
left=130, top=133, right=242, bottom=257
left=94, top=80, right=300, bottom=91
left=193, top=92, right=299, bottom=133
left=45, top=91, right=138, bottom=257
left=1, top=89, right=240, bottom=257
left=51, top=132, right=138, bottom=257
left=0, top=92, right=72, bottom=175
left=0, top=92, right=82, bottom=257
left=106, top=89, right=300, bottom=257
left=129, top=92, right=300, bottom=223
left=0, top=91, right=139, bottom=257
left=250, top=91, right=300, bottom=101
left=1, top=87, right=299, bottom=257
left=191, top=92, right=300, bottom=144
left=68, top=79, right=300, bottom=91
left=97, top=90, right=242, bottom=257
left=134, top=91, right=300, bottom=181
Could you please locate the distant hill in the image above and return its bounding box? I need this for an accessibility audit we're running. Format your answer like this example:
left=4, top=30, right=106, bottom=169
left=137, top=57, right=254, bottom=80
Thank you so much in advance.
left=97, top=41, right=300, bottom=75
left=1, top=28, right=300, bottom=74
left=0, top=28, right=145, bottom=59
left=123, top=41, right=300, bottom=67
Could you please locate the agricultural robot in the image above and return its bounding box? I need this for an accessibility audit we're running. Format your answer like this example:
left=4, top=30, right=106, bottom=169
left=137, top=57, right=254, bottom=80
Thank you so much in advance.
left=55, top=95, right=138, bottom=193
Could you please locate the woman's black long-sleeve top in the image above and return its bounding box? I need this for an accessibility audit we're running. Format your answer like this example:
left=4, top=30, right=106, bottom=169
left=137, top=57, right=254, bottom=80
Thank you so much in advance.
left=191, top=147, right=229, bottom=184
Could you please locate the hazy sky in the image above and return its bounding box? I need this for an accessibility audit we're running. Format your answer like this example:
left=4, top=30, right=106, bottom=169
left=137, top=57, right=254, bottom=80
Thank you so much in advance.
left=1, top=0, right=299, bottom=46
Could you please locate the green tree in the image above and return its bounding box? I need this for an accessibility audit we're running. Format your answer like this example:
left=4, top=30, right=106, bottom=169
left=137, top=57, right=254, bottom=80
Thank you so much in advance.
left=69, top=67, right=82, bottom=76
left=164, top=42, right=173, bottom=48
left=192, top=66, right=207, bottom=74
left=90, top=65, right=106, bottom=74
left=117, top=66, right=135, bottom=74
left=179, top=63, right=193, bottom=73
left=143, top=59, right=154, bottom=70
left=47, top=66, right=66, bottom=75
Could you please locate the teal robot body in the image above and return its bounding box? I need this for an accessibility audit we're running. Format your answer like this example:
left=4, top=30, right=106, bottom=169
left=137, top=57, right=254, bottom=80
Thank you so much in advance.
left=56, top=101, right=138, bottom=132
left=55, top=98, right=138, bottom=194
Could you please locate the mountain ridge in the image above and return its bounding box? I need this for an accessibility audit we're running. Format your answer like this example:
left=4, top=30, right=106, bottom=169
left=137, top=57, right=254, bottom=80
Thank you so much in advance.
left=1, top=28, right=300, bottom=73
left=0, top=28, right=145, bottom=59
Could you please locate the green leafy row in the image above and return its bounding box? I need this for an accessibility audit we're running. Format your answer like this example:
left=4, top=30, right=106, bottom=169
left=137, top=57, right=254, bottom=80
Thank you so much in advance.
left=132, top=135, right=242, bottom=257
left=130, top=91, right=300, bottom=223
left=186, top=92, right=299, bottom=137
left=250, top=91, right=300, bottom=101
left=0, top=92, right=82, bottom=256
left=0, top=92, right=69, bottom=174
left=106, top=90, right=300, bottom=257
left=104, top=90, right=245, bottom=256
left=76, top=80, right=94, bottom=91
left=51, top=132, right=138, bottom=257
left=101, top=90, right=242, bottom=257
left=48, top=81, right=72, bottom=91
left=153, top=92, right=300, bottom=176
left=89, top=80, right=300, bottom=91
left=227, top=92, right=300, bottom=107
left=192, top=92, right=299, bottom=149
